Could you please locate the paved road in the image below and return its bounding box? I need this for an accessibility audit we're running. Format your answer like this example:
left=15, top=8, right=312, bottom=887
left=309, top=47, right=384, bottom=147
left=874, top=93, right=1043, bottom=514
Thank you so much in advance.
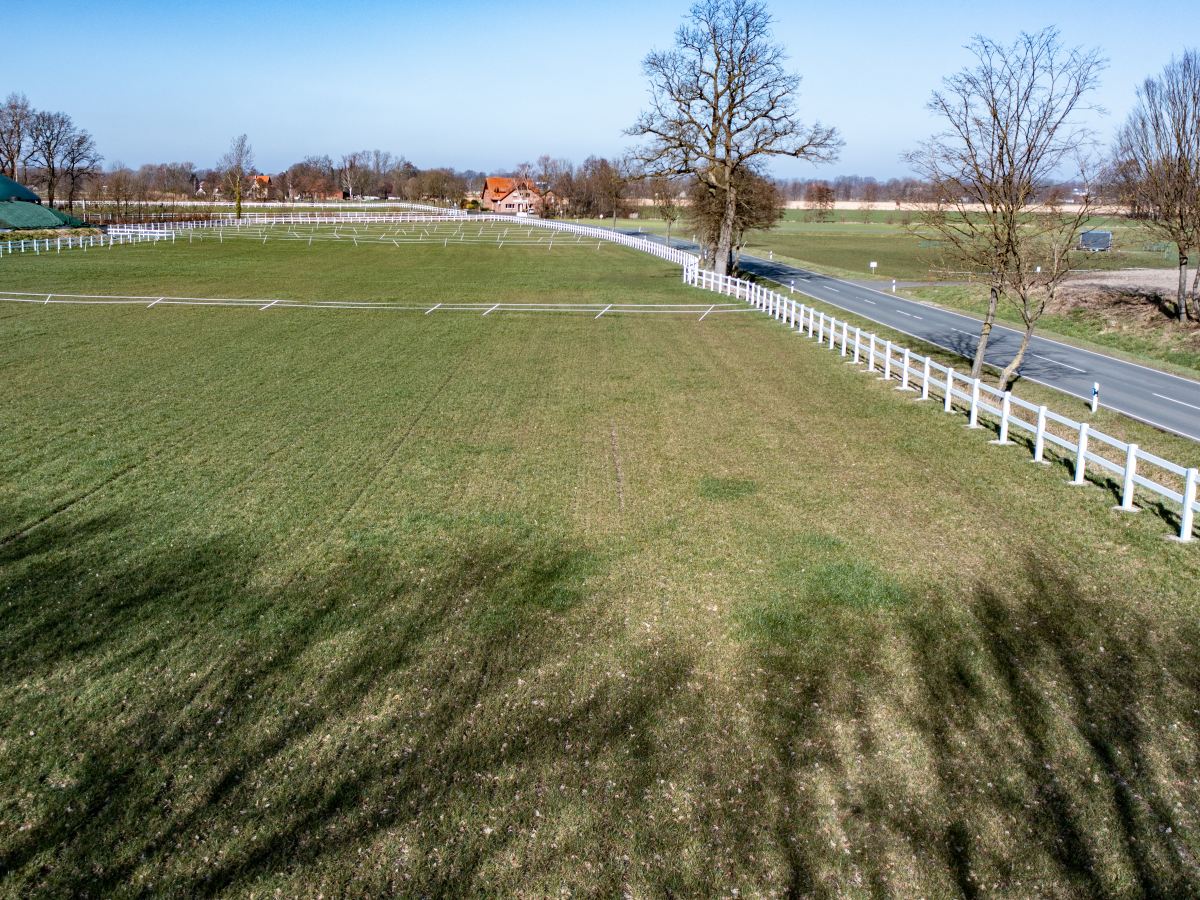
left=629, top=232, right=1200, bottom=442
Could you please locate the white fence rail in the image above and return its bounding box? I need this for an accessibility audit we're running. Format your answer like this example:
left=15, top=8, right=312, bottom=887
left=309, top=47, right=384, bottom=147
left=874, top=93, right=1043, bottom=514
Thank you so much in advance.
left=0, top=230, right=175, bottom=257
left=683, top=264, right=1199, bottom=542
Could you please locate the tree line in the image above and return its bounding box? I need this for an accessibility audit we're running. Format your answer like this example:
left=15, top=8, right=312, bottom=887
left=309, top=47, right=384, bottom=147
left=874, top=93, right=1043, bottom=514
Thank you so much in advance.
left=0, top=93, right=101, bottom=209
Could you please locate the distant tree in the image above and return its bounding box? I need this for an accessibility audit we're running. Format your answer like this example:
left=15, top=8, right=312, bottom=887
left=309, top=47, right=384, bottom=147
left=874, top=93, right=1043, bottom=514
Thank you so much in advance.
left=1112, top=50, right=1200, bottom=322
left=217, top=134, right=254, bottom=218
left=0, top=93, right=32, bottom=180
left=61, top=129, right=102, bottom=211
left=288, top=155, right=335, bottom=200
left=905, top=28, right=1105, bottom=381
left=649, top=175, right=682, bottom=244
left=804, top=181, right=835, bottom=222
left=628, top=0, right=840, bottom=274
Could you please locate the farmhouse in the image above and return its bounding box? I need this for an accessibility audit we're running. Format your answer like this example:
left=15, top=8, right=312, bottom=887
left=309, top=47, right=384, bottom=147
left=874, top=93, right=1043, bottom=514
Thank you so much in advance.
left=480, top=176, right=542, bottom=214
left=0, top=174, right=85, bottom=230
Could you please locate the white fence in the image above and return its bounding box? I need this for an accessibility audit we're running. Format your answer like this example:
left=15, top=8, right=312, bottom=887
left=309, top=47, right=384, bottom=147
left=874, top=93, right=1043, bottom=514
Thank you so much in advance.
left=683, top=264, right=1199, bottom=543
left=0, top=230, right=174, bottom=257
left=108, top=212, right=700, bottom=267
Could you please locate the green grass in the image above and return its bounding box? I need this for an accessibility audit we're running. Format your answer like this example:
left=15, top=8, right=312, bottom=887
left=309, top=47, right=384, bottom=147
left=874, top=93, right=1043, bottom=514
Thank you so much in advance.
left=2, top=237, right=1199, bottom=896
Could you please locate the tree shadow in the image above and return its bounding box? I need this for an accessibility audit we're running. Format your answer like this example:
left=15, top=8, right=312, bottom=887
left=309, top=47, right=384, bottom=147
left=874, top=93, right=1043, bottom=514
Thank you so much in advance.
left=745, top=549, right=1200, bottom=896
left=0, top=514, right=701, bottom=896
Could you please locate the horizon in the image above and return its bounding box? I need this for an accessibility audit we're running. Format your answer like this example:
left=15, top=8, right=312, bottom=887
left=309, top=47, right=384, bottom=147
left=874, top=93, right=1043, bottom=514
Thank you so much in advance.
left=7, top=0, right=1196, bottom=179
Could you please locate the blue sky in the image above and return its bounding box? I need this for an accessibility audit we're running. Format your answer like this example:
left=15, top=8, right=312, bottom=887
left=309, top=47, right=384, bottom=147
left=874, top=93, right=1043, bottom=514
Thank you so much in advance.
left=7, top=0, right=1193, bottom=178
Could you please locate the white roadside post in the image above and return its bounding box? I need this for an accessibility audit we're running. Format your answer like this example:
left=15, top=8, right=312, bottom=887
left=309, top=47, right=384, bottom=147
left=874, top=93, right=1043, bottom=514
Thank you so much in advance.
left=892, top=278, right=897, bottom=294
left=1071, top=423, right=1090, bottom=485
left=1116, top=444, right=1139, bottom=511
left=1091, top=382, right=1100, bottom=414
left=869, top=261, right=877, bottom=277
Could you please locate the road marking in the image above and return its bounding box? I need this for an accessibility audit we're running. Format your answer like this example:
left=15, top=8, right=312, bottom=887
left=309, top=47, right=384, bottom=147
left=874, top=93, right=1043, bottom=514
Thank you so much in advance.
left=482, top=303, right=500, bottom=316
left=1030, top=352, right=1085, bottom=373
left=595, top=304, right=612, bottom=319
left=951, top=327, right=975, bottom=336
left=260, top=299, right=280, bottom=310
left=698, top=304, right=715, bottom=322
left=1153, top=392, right=1200, bottom=412
left=425, top=303, right=442, bottom=314
left=895, top=310, right=923, bottom=320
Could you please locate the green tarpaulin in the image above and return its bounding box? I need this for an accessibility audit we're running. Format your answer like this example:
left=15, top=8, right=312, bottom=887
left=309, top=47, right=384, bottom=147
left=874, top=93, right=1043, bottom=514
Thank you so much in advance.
left=0, top=173, right=40, bottom=202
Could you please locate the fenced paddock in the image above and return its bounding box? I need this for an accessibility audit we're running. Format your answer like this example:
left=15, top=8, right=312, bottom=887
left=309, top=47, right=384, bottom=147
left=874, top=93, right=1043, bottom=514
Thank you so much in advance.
left=3, top=205, right=1194, bottom=539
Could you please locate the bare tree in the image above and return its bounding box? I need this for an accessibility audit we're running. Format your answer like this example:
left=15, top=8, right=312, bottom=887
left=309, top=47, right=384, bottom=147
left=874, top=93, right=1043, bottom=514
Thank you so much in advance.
left=906, top=28, right=1105, bottom=380
left=26, top=111, right=75, bottom=206
left=1112, top=50, right=1200, bottom=322
left=0, top=93, right=32, bottom=180
left=649, top=175, right=682, bottom=244
left=627, top=0, right=840, bottom=274
left=61, top=129, right=102, bottom=211
left=217, top=134, right=254, bottom=219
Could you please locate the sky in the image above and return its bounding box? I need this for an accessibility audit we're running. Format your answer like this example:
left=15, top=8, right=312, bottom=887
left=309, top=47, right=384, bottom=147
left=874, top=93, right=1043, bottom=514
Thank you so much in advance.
left=6, top=0, right=1195, bottom=179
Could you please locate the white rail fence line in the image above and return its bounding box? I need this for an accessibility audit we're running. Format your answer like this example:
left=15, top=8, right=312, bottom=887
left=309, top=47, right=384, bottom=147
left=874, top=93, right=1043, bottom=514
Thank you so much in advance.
left=0, top=290, right=749, bottom=317
left=0, top=230, right=177, bottom=257
left=682, top=264, right=1199, bottom=543
left=101, top=213, right=700, bottom=267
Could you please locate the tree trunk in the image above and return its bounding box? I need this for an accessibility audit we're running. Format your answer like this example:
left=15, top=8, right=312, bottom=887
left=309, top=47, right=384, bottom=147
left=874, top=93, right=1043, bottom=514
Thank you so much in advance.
left=970, top=282, right=1001, bottom=379
left=1190, top=263, right=1200, bottom=322
left=235, top=181, right=242, bottom=220
left=997, top=319, right=1036, bottom=392
left=1177, top=253, right=1189, bottom=322
left=714, top=182, right=738, bottom=275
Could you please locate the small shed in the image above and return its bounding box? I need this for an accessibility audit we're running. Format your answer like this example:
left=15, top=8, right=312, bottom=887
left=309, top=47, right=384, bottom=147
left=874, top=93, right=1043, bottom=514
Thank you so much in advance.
left=1078, top=230, right=1112, bottom=252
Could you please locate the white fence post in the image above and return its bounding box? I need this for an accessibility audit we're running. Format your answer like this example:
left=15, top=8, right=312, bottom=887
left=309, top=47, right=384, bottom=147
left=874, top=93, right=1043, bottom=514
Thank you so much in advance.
left=867, top=335, right=876, bottom=372
left=991, top=392, right=1012, bottom=445
left=944, top=369, right=955, bottom=413
left=1179, top=468, right=1197, bottom=541
left=1033, top=406, right=1049, bottom=464
left=882, top=341, right=893, bottom=380
left=1116, top=444, right=1139, bottom=511
left=853, top=328, right=861, bottom=363
left=900, top=349, right=911, bottom=391
left=920, top=357, right=931, bottom=399
left=840, top=322, right=848, bottom=356
left=967, top=378, right=982, bottom=428
left=828, top=318, right=836, bottom=349
left=1071, top=423, right=1090, bottom=485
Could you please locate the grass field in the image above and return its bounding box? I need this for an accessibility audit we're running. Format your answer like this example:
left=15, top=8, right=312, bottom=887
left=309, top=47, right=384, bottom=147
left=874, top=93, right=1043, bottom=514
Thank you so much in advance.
left=2, top=236, right=1200, bottom=896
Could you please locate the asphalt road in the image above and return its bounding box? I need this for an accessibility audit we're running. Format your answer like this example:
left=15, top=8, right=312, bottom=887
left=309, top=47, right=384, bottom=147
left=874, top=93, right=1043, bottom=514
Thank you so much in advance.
left=630, top=232, right=1200, bottom=442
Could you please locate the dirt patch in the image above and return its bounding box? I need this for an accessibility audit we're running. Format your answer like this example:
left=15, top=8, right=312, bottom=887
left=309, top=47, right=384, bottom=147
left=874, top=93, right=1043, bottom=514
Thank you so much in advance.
left=1053, top=268, right=1199, bottom=337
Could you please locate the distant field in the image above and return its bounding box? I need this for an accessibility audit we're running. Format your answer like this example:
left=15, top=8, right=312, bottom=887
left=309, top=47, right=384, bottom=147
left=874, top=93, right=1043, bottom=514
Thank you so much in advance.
left=2, top=236, right=1199, bottom=895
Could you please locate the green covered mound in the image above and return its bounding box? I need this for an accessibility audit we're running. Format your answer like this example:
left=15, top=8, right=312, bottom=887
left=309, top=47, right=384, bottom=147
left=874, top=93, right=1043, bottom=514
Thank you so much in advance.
left=0, top=200, right=86, bottom=230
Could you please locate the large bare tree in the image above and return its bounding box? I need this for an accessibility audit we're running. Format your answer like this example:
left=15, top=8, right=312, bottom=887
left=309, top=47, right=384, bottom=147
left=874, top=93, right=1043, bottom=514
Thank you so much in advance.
left=0, top=93, right=32, bottom=180
left=906, top=28, right=1105, bottom=380
left=1112, top=50, right=1200, bottom=322
left=27, top=111, right=75, bottom=206
left=217, top=134, right=254, bottom=219
left=627, top=0, right=840, bottom=274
